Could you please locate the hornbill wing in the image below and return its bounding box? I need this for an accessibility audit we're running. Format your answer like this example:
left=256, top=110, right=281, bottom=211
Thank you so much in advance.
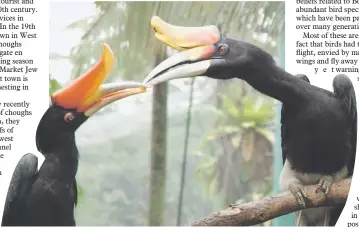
left=333, top=74, right=357, bottom=176
left=281, top=74, right=310, bottom=164
left=329, top=74, right=357, bottom=226
left=1, top=153, right=38, bottom=226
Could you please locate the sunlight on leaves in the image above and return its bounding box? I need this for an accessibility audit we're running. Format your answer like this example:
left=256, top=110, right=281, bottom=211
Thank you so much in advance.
left=77, top=183, right=85, bottom=206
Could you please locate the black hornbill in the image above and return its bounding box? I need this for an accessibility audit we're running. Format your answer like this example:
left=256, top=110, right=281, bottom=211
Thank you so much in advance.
left=1, top=43, right=148, bottom=226
left=143, top=17, right=357, bottom=226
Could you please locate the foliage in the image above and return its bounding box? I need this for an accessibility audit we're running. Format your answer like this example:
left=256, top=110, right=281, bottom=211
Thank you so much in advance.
left=74, top=107, right=221, bottom=225
left=76, top=183, right=85, bottom=206
left=207, top=94, right=275, bottom=140
left=50, top=1, right=285, bottom=225
left=196, top=91, right=275, bottom=204
left=49, top=75, right=62, bottom=95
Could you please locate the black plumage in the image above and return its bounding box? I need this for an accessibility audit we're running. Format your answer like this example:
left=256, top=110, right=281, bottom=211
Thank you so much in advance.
left=144, top=17, right=357, bottom=226
left=1, top=43, right=148, bottom=226
left=1, top=153, right=38, bottom=226
left=329, top=74, right=357, bottom=226
left=280, top=74, right=310, bottom=165
left=278, top=73, right=356, bottom=176
left=279, top=73, right=356, bottom=225
left=2, top=106, right=87, bottom=226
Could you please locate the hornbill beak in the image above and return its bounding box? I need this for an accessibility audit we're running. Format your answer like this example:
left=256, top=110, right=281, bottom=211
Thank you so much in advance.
left=143, top=16, right=223, bottom=85
left=51, top=43, right=148, bottom=116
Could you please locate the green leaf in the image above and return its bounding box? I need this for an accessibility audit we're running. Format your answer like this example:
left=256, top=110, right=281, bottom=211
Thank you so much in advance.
left=195, top=156, right=218, bottom=196
left=219, top=94, right=242, bottom=120
left=49, top=77, right=61, bottom=95
left=77, top=182, right=85, bottom=205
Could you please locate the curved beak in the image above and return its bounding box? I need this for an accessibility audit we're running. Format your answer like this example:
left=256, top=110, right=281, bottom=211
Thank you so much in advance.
left=51, top=43, right=148, bottom=116
left=143, top=16, right=223, bottom=85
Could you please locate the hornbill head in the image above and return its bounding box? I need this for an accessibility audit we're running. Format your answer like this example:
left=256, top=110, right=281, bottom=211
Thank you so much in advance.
left=143, top=16, right=275, bottom=85
left=36, top=43, right=148, bottom=152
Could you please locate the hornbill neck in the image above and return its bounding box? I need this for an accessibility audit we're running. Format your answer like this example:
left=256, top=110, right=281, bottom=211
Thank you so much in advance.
left=40, top=134, right=79, bottom=181
left=242, top=64, right=310, bottom=105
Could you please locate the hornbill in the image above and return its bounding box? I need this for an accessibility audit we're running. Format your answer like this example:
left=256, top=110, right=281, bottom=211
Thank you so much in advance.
left=1, top=43, right=148, bottom=226
left=143, top=16, right=357, bottom=226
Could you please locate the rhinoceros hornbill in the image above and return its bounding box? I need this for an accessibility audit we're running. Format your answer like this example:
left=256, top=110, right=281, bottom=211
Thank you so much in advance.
left=142, top=16, right=357, bottom=226
left=1, top=43, right=148, bottom=226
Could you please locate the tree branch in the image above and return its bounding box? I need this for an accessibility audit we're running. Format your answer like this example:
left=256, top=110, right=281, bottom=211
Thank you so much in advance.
left=191, top=178, right=351, bottom=226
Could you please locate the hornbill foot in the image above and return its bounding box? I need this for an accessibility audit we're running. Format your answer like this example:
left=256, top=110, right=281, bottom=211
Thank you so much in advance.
left=289, top=183, right=308, bottom=208
left=315, top=175, right=334, bottom=194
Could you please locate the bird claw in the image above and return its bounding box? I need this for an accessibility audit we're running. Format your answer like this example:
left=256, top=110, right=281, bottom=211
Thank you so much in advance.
left=289, top=183, right=308, bottom=208
left=316, top=175, right=333, bottom=194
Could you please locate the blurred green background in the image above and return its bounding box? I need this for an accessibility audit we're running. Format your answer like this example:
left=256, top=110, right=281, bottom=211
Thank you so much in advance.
left=50, top=1, right=286, bottom=226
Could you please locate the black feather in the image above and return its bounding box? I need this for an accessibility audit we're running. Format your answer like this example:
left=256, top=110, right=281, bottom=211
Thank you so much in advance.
left=2, top=105, right=88, bottom=226
left=329, top=74, right=357, bottom=226
left=1, top=154, right=38, bottom=226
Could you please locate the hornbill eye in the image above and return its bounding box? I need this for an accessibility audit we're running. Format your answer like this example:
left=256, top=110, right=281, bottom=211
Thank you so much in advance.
left=218, top=44, right=229, bottom=56
left=64, top=112, right=75, bottom=123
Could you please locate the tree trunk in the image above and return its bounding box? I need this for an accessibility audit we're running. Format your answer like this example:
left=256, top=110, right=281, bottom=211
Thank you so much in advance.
left=148, top=44, right=168, bottom=226
left=176, top=78, right=195, bottom=225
